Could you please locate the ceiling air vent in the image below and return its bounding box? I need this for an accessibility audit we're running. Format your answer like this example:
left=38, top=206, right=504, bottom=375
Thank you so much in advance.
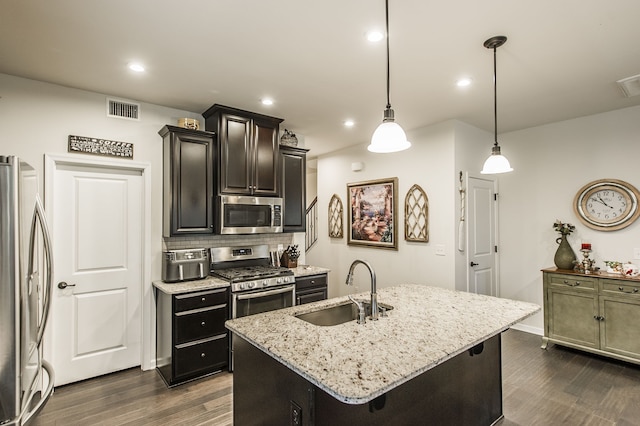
left=616, top=74, right=640, bottom=98
left=107, top=98, right=140, bottom=120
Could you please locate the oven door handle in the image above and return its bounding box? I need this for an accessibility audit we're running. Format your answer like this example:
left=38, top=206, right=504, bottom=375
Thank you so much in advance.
left=236, top=284, right=295, bottom=301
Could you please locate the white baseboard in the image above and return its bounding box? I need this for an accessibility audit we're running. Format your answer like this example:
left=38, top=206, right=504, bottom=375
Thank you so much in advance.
left=510, top=323, right=543, bottom=336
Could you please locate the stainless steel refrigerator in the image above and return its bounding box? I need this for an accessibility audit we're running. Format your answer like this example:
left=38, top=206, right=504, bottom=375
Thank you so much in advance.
left=0, top=156, right=55, bottom=425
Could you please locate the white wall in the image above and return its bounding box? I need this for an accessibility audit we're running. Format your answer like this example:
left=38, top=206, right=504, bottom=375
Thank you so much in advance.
left=309, top=105, right=640, bottom=336
left=498, top=105, right=640, bottom=333
left=0, top=73, right=202, bottom=367
left=307, top=120, right=460, bottom=297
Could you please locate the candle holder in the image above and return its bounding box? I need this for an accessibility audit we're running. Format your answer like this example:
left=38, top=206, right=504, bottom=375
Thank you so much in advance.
left=575, top=249, right=595, bottom=274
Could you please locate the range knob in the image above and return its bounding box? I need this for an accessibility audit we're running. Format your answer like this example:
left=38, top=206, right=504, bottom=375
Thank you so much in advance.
left=248, top=282, right=255, bottom=289
left=277, top=277, right=283, bottom=284
left=263, top=280, right=269, bottom=287
left=239, top=283, right=246, bottom=290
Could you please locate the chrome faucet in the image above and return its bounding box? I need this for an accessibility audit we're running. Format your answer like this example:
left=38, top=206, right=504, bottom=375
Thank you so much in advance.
left=345, top=260, right=379, bottom=321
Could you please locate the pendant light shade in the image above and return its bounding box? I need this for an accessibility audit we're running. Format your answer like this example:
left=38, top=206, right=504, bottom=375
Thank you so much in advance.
left=367, top=0, right=411, bottom=154
left=481, top=35, right=513, bottom=174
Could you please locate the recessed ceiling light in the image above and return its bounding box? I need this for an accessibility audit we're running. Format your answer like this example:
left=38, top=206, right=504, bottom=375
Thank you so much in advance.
left=128, top=62, right=145, bottom=73
left=261, top=98, right=274, bottom=106
left=366, top=31, right=384, bottom=42
left=344, top=120, right=355, bottom=127
left=456, top=78, right=472, bottom=87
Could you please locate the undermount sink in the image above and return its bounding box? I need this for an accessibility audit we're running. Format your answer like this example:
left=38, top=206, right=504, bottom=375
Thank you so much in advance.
left=295, top=301, right=394, bottom=326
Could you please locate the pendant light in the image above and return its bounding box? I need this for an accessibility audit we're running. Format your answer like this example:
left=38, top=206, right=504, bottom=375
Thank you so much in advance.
left=481, top=35, right=513, bottom=174
left=368, top=0, right=411, bottom=153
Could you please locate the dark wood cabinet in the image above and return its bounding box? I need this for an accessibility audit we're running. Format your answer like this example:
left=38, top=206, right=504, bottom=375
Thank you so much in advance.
left=156, top=287, right=229, bottom=386
left=280, top=145, right=308, bottom=232
left=159, top=125, right=215, bottom=237
left=296, top=273, right=328, bottom=305
left=203, top=104, right=283, bottom=196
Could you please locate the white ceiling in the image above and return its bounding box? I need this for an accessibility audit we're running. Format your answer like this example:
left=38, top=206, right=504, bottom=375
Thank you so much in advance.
left=2, top=0, right=640, bottom=158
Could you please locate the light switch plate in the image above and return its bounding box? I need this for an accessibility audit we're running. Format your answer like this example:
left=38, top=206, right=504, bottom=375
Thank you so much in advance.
left=435, top=245, right=445, bottom=256
left=633, top=248, right=640, bottom=260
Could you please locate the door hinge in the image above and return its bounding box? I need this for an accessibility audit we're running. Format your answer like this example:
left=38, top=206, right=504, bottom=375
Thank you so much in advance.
left=494, top=193, right=498, bottom=201
left=495, top=245, right=498, bottom=253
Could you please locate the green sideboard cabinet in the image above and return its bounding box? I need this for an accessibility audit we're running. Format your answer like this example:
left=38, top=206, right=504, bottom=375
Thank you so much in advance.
left=542, top=268, right=640, bottom=365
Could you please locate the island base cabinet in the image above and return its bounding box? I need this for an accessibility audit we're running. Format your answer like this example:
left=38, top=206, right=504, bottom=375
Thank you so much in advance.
left=233, top=335, right=502, bottom=426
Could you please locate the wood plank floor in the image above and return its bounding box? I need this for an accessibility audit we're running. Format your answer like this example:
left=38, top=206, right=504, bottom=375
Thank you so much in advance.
left=31, top=329, right=640, bottom=425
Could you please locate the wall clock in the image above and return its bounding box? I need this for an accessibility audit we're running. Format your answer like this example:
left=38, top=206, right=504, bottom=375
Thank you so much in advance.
left=573, top=179, right=640, bottom=231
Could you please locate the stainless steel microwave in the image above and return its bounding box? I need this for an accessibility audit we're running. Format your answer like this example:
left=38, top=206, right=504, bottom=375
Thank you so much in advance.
left=218, top=195, right=283, bottom=234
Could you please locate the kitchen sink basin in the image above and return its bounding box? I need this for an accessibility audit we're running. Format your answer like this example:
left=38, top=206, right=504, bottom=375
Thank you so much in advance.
left=295, top=301, right=394, bottom=326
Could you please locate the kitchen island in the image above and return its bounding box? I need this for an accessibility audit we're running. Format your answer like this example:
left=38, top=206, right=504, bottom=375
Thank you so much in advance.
left=226, top=284, right=539, bottom=425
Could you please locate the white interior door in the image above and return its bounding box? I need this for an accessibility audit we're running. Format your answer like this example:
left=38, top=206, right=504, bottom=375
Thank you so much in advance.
left=467, top=175, right=497, bottom=296
left=51, top=163, right=143, bottom=385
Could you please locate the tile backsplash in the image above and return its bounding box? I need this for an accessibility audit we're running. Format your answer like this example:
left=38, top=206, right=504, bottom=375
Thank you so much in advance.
left=163, top=233, right=295, bottom=252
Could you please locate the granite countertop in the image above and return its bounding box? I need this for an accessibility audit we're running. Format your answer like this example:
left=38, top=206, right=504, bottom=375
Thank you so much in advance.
left=153, top=276, right=229, bottom=294
left=225, top=284, right=540, bottom=404
left=290, top=265, right=331, bottom=277
left=153, top=264, right=330, bottom=294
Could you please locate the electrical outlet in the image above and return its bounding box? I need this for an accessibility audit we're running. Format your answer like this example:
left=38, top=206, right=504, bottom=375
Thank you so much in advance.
left=634, top=248, right=640, bottom=260
left=277, top=244, right=283, bottom=251
left=435, top=244, right=445, bottom=256
left=290, top=401, right=302, bottom=426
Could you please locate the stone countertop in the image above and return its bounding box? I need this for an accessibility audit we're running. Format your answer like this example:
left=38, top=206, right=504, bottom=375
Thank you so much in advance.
left=153, top=276, right=229, bottom=295
left=290, top=265, right=331, bottom=277
left=225, top=284, right=540, bottom=405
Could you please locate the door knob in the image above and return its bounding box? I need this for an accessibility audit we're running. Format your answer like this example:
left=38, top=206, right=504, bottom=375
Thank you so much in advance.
left=470, top=262, right=479, bottom=267
left=58, top=281, right=76, bottom=289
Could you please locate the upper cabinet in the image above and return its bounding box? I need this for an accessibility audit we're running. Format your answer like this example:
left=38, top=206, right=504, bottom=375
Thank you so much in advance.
left=280, top=145, right=308, bottom=232
left=160, top=125, right=216, bottom=237
left=203, top=104, right=283, bottom=196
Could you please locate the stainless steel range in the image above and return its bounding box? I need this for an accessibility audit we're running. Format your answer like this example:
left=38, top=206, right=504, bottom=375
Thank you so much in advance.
left=210, top=244, right=295, bottom=371
left=209, top=245, right=295, bottom=319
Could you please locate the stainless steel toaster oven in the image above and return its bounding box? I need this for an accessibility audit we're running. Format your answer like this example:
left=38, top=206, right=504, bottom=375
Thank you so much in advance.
left=162, top=248, right=209, bottom=282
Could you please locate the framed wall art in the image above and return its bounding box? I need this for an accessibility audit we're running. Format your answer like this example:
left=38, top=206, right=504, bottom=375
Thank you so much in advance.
left=347, top=177, right=398, bottom=249
left=328, top=194, right=344, bottom=238
left=404, top=184, right=429, bottom=242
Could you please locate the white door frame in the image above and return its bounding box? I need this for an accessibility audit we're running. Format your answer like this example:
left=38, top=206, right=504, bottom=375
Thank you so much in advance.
left=43, top=153, right=153, bottom=371
left=465, top=172, right=500, bottom=297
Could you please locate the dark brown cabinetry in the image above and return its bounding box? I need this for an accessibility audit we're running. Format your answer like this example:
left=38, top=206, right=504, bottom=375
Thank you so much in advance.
left=280, top=145, right=308, bottom=232
left=156, top=287, right=229, bottom=386
left=159, top=125, right=216, bottom=237
left=296, top=274, right=328, bottom=305
left=203, top=104, right=283, bottom=196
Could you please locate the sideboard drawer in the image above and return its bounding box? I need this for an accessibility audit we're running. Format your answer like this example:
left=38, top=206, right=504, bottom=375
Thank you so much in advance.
left=174, top=288, right=228, bottom=313
left=601, top=279, right=640, bottom=298
left=548, top=273, right=596, bottom=290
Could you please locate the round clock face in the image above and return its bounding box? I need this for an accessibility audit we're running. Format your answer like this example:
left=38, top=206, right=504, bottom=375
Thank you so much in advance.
left=574, top=179, right=640, bottom=231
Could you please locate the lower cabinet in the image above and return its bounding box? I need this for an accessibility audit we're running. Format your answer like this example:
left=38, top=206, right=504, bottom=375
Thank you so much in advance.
left=296, top=274, right=328, bottom=305
left=156, top=287, right=229, bottom=386
left=542, top=269, right=640, bottom=365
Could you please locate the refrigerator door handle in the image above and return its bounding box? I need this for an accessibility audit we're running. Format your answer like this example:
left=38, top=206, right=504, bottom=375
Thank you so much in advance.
left=28, top=194, right=54, bottom=346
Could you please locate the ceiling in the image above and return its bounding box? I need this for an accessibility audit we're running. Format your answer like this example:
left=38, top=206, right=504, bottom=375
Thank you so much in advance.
left=2, top=0, right=640, bottom=158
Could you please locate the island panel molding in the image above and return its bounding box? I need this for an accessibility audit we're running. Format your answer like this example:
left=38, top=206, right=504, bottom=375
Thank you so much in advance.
left=573, top=178, right=640, bottom=231
left=347, top=177, right=398, bottom=249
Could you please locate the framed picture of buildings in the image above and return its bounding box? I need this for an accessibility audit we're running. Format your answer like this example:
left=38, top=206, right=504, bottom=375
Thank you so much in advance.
left=347, top=177, right=398, bottom=249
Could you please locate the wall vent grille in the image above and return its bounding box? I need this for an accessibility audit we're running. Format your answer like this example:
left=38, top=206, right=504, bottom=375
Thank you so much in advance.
left=107, top=98, right=140, bottom=120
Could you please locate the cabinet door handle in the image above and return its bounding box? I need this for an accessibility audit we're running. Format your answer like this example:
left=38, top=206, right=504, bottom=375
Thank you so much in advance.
left=618, top=286, right=639, bottom=294
left=563, top=280, right=580, bottom=286
left=201, top=321, right=206, bottom=327
left=201, top=353, right=206, bottom=358
left=593, top=315, right=604, bottom=321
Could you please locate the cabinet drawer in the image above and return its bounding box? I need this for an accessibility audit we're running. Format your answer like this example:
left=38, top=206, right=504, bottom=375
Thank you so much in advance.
left=175, top=305, right=228, bottom=344
left=174, top=335, right=228, bottom=378
left=174, top=288, right=228, bottom=312
left=296, top=274, right=327, bottom=291
left=296, top=288, right=327, bottom=305
left=601, top=279, right=640, bottom=298
left=548, top=274, right=596, bottom=290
